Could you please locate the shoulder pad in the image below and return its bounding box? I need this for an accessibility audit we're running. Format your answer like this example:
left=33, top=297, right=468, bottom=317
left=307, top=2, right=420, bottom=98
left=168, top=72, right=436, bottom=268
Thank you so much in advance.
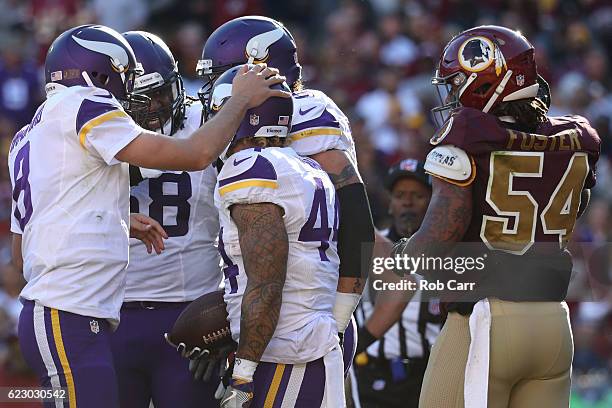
left=292, top=90, right=330, bottom=122
left=424, top=145, right=475, bottom=186
left=217, top=150, right=279, bottom=197
left=291, top=89, right=345, bottom=137
left=430, top=107, right=494, bottom=145
left=75, top=90, right=125, bottom=137
left=569, top=115, right=601, bottom=155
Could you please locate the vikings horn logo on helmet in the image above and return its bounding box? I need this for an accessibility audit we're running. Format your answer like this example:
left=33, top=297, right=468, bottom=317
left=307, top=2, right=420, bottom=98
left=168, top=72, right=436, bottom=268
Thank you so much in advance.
left=458, top=36, right=495, bottom=72
left=72, top=35, right=130, bottom=73
left=245, top=27, right=285, bottom=62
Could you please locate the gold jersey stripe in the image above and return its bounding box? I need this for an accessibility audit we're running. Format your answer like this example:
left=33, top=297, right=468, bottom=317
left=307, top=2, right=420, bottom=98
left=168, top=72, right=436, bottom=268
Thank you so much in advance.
left=219, top=179, right=278, bottom=196
left=51, top=309, right=76, bottom=408
left=290, top=127, right=342, bottom=141
left=79, top=110, right=128, bottom=148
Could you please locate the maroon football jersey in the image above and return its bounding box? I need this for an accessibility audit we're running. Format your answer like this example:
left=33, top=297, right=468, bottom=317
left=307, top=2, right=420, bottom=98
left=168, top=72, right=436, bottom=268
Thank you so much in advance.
left=428, top=107, right=601, bottom=302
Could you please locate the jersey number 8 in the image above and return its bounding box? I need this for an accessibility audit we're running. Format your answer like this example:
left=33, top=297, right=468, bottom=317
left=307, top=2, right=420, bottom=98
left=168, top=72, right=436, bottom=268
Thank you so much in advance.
left=131, top=172, right=192, bottom=237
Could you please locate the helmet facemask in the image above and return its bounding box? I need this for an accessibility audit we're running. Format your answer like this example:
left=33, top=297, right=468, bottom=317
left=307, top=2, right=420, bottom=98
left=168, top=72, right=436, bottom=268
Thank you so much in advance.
left=120, top=64, right=151, bottom=126
left=197, top=59, right=240, bottom=121
left=431, top=71, right=476, bottom=128
left=133, top=72, right=185, bottom=135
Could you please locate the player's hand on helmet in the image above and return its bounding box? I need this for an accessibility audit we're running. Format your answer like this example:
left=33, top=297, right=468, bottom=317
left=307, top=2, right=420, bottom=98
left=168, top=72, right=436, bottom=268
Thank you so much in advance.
left=232, top=64, right=291, bottom=109
left=130, top=213, right=168, bottom=254
left=189, top=342, right=237, bottom=382
left=220, top=377, right=254, bottom=408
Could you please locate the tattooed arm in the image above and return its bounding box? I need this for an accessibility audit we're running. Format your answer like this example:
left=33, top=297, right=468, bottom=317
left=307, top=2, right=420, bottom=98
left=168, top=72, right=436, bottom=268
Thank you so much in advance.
left=395, top=178, right=472, bottom=263
left=310, top=149, right=373, bottom=296
left=231, top=202, right=288, bottom=362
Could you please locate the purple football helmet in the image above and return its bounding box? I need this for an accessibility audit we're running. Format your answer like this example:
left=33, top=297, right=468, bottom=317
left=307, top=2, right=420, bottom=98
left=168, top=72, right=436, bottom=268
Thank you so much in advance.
left=45, top=25, right=149, bottom=119
left=209, top=65, right=293, bottom=159
left=123, top=31, right=186, bottom=135
left=197, top=16, right=301, bottom=117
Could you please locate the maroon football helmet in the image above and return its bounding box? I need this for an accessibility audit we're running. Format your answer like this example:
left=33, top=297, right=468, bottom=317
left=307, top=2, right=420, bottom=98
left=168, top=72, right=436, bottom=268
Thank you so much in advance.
left=431, top=25, right=542, bottom=126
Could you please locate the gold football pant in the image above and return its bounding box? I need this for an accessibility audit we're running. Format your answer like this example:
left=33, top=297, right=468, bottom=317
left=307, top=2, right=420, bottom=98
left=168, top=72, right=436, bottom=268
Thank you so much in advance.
left=419, top=299, right=573, bottom=408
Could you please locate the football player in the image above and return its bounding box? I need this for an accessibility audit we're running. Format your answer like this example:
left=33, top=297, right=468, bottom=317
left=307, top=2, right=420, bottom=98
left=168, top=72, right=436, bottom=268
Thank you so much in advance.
left=108, top=31, right=222, bottom=408
left=211, top=66, right=345, bottom=407
left=393, top=26, right=601, bottom=407
left=10, top=24, right=287, bottom=407
left=197, top=16, right=375, bottom=356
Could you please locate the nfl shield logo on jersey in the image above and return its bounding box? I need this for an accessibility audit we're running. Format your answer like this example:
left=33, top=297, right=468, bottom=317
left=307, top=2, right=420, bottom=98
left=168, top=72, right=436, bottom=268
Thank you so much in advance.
left=428, top=299, right=441, bottom=316
left=250, top=114, right=260, bottom=126
left=516, top=74, right=525, bottom=86
left=90, top=320, right=100, bottom=334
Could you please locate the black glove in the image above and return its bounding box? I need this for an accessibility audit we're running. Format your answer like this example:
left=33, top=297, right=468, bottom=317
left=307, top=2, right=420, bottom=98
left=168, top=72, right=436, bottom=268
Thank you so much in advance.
left=189, top=342, right=236, bottom=382
left=355, top=326, right=378, bottom=355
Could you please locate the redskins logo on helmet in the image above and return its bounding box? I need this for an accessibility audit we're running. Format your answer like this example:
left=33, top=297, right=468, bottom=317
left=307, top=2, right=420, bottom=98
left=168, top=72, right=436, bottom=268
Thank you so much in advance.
left=458, top=36, right=495, bottom=72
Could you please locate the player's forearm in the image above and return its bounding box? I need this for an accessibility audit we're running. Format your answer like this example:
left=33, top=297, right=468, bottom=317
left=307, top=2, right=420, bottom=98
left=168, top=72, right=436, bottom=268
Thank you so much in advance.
left=231, top=203, right=288, bottom=362
left=365, top=298, right=411, bottom=338
left=11, top=233, right=22, bottom=271
left=117, top=96, right=250, bottom=171
left=187, top=95, right=250, bottom=167
left=396, top=179, right=472, bottom=265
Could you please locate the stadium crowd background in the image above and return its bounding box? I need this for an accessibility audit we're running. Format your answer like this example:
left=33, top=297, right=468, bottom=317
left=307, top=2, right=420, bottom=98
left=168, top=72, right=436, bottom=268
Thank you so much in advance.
left=0, top=0, right=609, bottom=406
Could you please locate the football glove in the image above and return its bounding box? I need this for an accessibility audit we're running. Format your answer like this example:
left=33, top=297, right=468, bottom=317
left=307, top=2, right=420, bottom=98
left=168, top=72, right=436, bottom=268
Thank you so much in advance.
left=189, top=343, right=236, bottom=382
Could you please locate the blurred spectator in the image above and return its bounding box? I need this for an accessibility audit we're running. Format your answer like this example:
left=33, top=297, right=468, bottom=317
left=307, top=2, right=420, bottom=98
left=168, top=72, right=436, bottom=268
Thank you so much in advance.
left=356, top=67, right=421, bottom=155
left=170, top=22, right=207, bottom=97
left=378, top=13, right=418, bottom=68
left=0, top=36, right=42, bottom=131
left=91, top=0, right=149, bottom=33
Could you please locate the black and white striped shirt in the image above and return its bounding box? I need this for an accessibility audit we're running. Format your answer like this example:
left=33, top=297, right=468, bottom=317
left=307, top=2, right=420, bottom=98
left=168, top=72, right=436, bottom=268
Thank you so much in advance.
left=356, top=227, right=443, bottom=360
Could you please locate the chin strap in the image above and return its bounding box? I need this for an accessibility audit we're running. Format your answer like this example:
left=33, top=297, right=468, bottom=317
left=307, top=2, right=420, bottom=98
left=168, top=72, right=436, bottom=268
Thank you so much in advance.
left=482, top=70, right=513, bottom=113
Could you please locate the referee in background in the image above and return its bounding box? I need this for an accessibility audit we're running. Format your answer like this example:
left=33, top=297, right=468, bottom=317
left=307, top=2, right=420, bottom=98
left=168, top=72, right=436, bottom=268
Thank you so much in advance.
left=354, top=159, right=443, bottom=408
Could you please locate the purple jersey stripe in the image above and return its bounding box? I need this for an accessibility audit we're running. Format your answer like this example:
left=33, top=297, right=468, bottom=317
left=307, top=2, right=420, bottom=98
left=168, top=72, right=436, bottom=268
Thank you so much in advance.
left=76, top=99, right=119, bottom=136
left=218, top=155, right=277, bottom=188
left=294, top=357, right=325, bottom=408
left=343, top=319, right=356, bottom=376
left=291, top=109, right=339, bottom=133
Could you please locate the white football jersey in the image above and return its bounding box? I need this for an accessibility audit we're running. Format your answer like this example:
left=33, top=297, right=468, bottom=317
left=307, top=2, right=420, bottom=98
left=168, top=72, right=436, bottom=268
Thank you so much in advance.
left=8, top=85, right=144, bottom=326
left=126, top=101, right=221, bottom=301
left=290, top=89, right=356, bottom=163
left=214, top=147, right=340, bottom=364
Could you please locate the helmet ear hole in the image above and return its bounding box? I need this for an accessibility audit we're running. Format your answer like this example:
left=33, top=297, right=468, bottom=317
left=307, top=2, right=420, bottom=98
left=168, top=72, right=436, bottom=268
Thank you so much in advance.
left=90, top=71, right=109, bottom=86
left=474, top=83, right=492, bottom=96
left=99, top=74, right=109, bottom=85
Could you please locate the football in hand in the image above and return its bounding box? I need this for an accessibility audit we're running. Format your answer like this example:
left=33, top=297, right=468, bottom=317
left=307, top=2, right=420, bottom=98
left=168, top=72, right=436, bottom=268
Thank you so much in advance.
left=167, top=290, right=233, bottom=351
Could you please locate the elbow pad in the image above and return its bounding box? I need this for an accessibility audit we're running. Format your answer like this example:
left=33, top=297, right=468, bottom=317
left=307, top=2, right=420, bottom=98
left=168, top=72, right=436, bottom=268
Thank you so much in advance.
left=336, top=183, right=375, bottom=278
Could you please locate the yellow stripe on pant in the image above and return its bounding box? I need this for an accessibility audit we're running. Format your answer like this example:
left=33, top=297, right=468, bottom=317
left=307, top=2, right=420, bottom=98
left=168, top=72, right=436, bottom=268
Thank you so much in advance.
left=264, top=363, right=286, bottom=408
left=51, top=309, right=77, bottom=408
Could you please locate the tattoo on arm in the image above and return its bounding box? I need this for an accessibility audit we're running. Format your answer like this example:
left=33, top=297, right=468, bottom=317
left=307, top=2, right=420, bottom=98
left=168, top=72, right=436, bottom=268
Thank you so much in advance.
left=327, top=162, right=360, bottom=189
left=337, top=277, right=364, bottom=294
left=309, top=150, right=362, bottom=189
left=401, top=178, right=472, bottom=258
left=231, top=203, right=288, bottom=362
